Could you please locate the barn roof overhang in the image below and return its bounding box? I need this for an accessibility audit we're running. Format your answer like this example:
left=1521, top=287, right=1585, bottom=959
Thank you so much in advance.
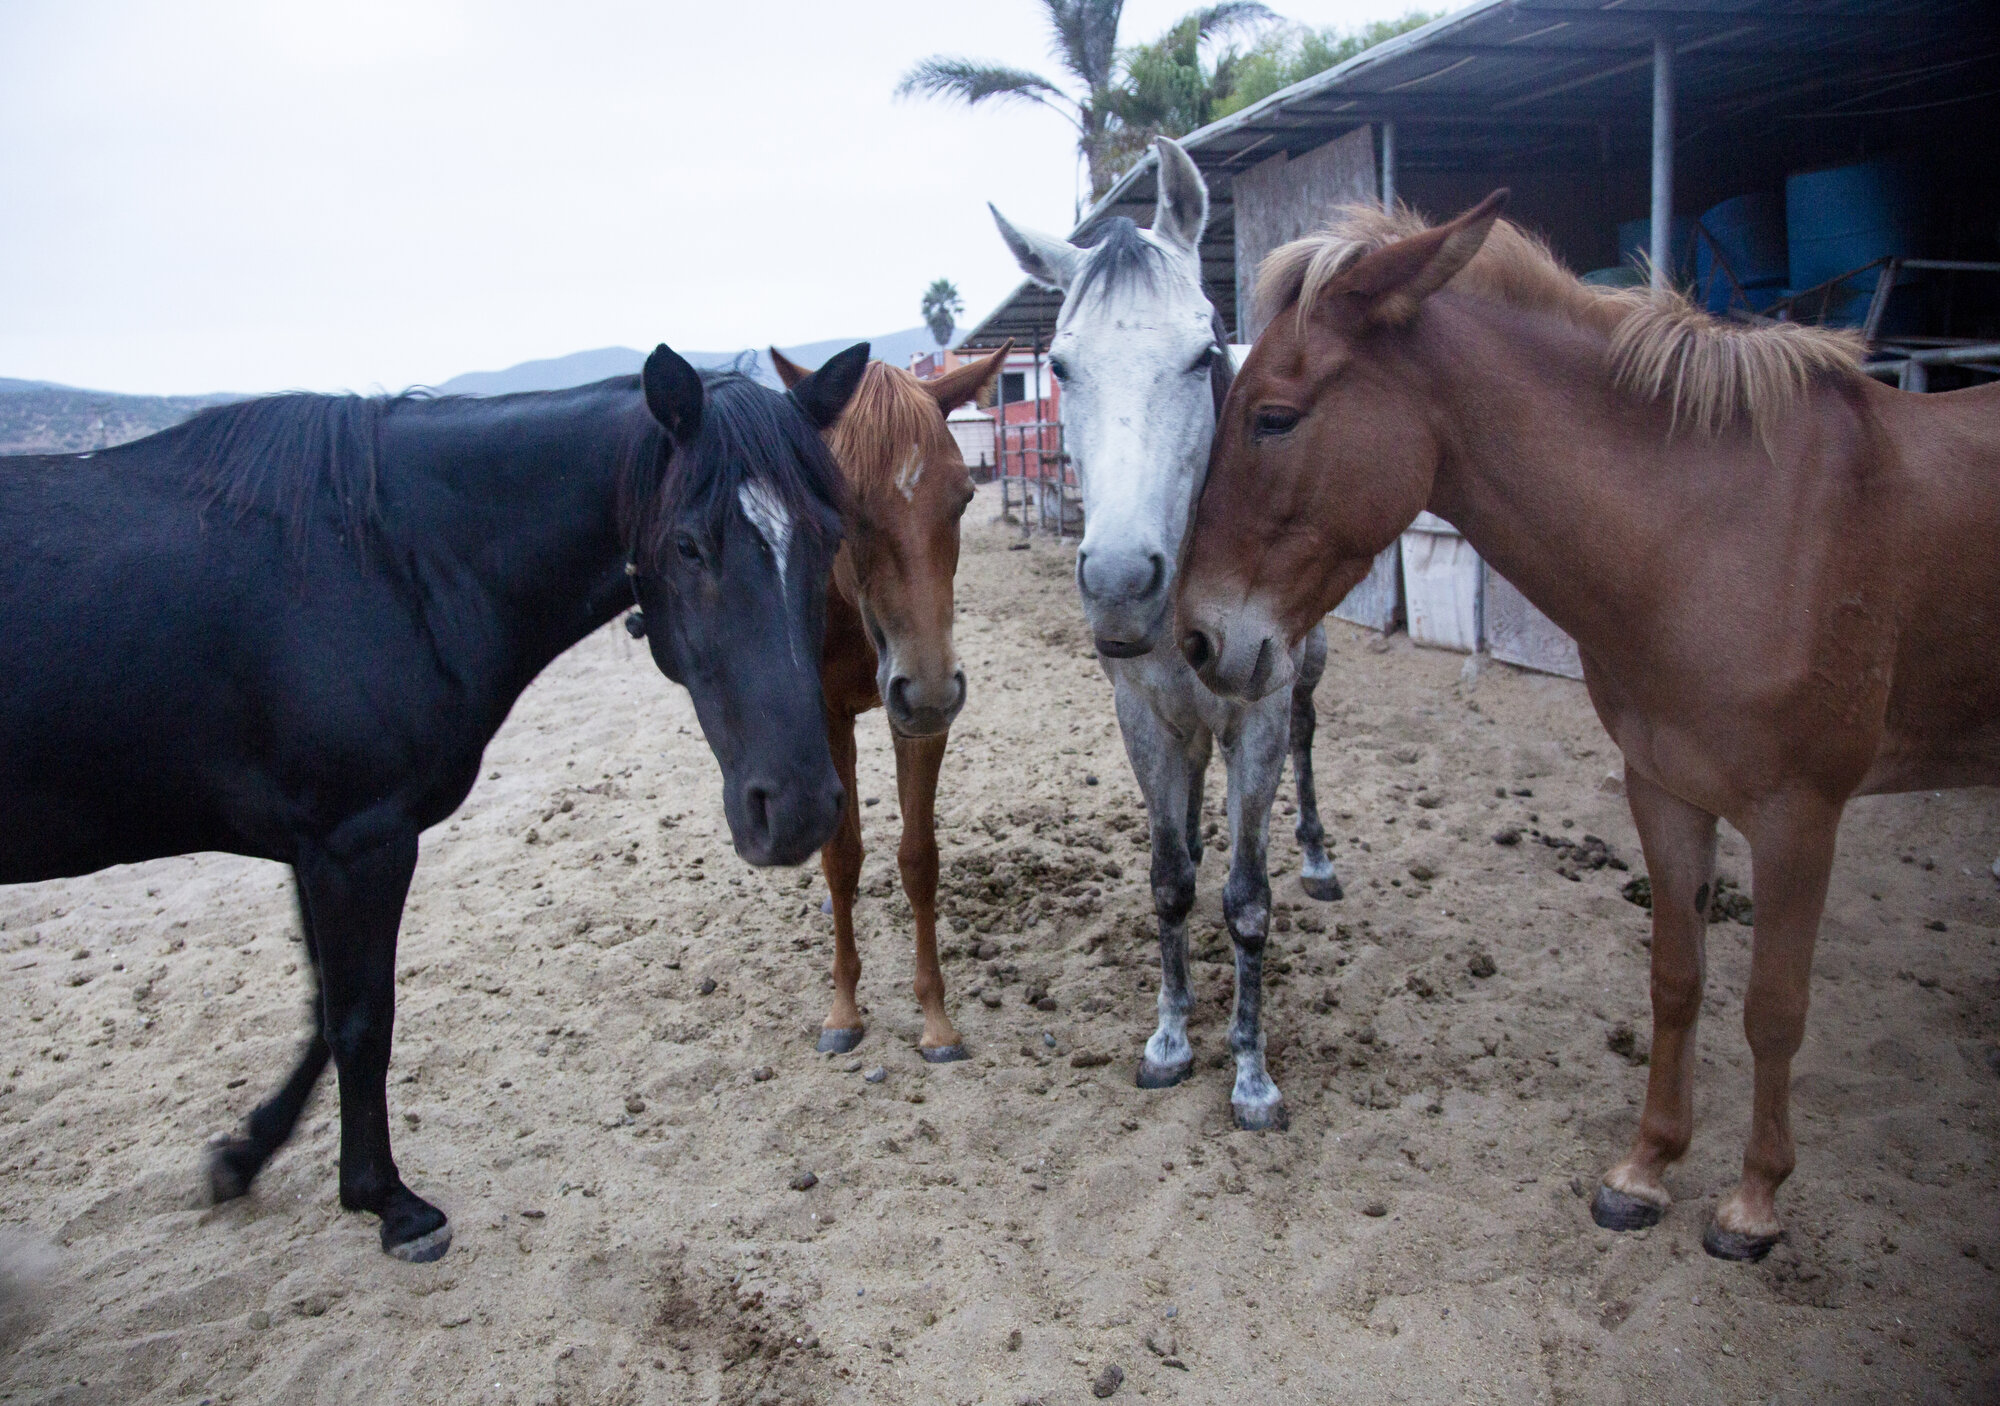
left=960, top=0, right=2000, bottom=348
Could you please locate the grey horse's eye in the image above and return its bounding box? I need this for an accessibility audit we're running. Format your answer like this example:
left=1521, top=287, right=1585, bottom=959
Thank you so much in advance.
left=1191, top=345, right=1222, bottom=373
left=1049, top=357, right=1070, bottom=382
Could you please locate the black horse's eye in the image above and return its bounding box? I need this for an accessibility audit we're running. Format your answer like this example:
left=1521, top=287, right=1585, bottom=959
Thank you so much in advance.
left=674, top=533, right=703, bottom=564
left=1049, top=357, right=1069, bottom=382
left=1254, top=407, right=1301, bottom=438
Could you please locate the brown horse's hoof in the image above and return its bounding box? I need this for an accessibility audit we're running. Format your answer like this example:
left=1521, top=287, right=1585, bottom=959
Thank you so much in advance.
left=816, top=1027, right=864, bottom=1055
left=920, top=1043, right=969, bottom=1064
left=1300, top=873, right=1344, bottom=902
left=1137, top=1057, right=1194, bottom=1090
left=1590, top=1184, right=1664, bottom=1232
left=1702, top=1221, right=1779, bottom=1262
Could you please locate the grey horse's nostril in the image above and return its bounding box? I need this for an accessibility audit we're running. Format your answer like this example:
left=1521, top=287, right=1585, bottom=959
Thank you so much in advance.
left=1181, top=629, right=1215, bottom=671
left=1144, top=553, right=1165, bottom=600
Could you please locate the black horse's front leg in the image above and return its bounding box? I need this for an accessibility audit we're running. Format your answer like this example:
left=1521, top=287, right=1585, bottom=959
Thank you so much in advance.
left=297, top=829, right=449, bottom=1262
left=210, top=880, right=331, bottom=1202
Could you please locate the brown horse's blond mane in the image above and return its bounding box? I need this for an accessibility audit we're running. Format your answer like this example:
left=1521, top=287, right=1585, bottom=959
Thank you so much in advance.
left=827, top=361, right=957, bottom=500
left=1257, top=203, right=1867, bottom=439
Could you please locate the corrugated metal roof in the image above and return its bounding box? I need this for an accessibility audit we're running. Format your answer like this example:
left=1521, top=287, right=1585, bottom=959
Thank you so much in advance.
left=962, top=0, right=2000, bottom=347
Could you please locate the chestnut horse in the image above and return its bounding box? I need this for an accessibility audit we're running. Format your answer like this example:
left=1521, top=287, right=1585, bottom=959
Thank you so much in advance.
left=1175, top=192, right=2000, bottom=1260
left=771, top=345, right=1010, bottom=1060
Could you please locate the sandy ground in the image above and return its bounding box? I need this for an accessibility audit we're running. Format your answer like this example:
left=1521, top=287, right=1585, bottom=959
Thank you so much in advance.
left=2, top=484, right=1997, bottom=1406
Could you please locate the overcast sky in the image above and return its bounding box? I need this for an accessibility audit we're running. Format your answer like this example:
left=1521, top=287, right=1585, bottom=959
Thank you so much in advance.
left=1, top=0, right=1416, bottom=394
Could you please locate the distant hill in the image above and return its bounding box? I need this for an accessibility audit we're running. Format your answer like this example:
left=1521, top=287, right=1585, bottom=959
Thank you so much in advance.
left=0, top=326, right=955, bottom=454
left=0, top=383, right=240, bottom=455
left=434, top=326, right=948, bottom=396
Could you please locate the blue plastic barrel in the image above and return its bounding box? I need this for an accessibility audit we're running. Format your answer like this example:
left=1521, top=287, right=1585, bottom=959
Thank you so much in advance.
left=1696, top=192, right=1788, bottom=314
left=1786, top=159, right=1923, bottom=326
left=1618, top=215, right=1696, bottom=285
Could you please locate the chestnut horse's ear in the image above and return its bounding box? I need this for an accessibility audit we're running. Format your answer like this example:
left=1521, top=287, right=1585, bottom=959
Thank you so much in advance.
left=922, top=341, right=1012, bottom=415
left=642, top=343, right=704, bottom=442
left=1331, top=188, right=1509, bottom=328
left=789, top=341, right=869, bottom=432
left=767, top=346, right=811, bottom=390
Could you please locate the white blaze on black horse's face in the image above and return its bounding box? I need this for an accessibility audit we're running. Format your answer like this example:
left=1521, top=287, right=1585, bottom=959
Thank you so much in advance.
left=991, top=136, right=1224, bottom=657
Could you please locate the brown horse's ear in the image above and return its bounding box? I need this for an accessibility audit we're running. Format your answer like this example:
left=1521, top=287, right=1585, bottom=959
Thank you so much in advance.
left=923, top=341, right=1012, bottom=415
left=1329, top=188, right=1509, bottom=328
left=768, top=347, right=811, bottom=390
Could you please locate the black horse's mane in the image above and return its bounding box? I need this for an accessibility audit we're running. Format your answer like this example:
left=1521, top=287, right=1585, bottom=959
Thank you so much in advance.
left=622, top=369, right=844, bottom=573
left=167, top=391, right=401, bottom=553
left=117, top=370, right=841, bottom=575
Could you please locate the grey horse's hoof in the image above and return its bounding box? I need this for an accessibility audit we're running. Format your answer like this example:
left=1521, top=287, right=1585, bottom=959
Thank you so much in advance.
left=920, top=1043, right=969, bottom=1064
left=1136, top=1058, right=1194, bottom=1090
left=816, top=1027, right=864, bottom=1055
left=1590, top=1184, right=1664, bottom=1232
left=385, top=1222, right=453, bottom=1264
left=1702, top=1221, right=1779, bottom=1262
left=206, top=1140, right=254, bottom=1204
left=1232, top=1098, right=1289, bottom=1132
left=1301, top=873, right=1344, bottom=901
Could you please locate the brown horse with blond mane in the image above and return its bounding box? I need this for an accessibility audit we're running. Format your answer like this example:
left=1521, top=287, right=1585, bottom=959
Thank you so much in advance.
left=771, top=344, right=1010, bottom=1061
left=1174, top=191, right=2000, bottom=1260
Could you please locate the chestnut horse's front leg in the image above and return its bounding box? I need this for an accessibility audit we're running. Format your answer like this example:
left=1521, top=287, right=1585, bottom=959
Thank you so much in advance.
left=817, top=710, right=866, bottom=1054
left=893, top=729, right=965, bottom=1061
left=1706, top=792, right=1841, bottom=1261
left=1595, top=766, right=1716, bottom=1233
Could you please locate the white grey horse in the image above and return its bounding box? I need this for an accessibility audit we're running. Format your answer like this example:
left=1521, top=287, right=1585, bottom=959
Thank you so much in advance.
left=990, top=136, right=1340, bottom=1130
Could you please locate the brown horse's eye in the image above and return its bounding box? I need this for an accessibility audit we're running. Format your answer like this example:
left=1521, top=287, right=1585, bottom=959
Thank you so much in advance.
left=1254, top=408, right=1300, bottom=438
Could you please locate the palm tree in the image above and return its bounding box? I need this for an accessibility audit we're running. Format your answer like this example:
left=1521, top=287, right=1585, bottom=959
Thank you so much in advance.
left=897, top=2, right=1273, bottom=202
left=921, top=279, right=965, bottom=349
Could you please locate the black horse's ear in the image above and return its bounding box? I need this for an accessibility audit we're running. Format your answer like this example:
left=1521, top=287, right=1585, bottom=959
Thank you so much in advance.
left=642, top=344, right=704, bottom=442
left=789, top=342, right=869, bottom=431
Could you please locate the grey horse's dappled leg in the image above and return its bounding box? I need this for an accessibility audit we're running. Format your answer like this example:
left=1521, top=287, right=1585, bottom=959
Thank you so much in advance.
left=1116, top=683, right=1201, bottom=1089
left=1221, top=698, right=1290, bottom=1130
left=1289, top=623, right=1342, bottom=901
left=1184, top=729, right=1211, bottom=867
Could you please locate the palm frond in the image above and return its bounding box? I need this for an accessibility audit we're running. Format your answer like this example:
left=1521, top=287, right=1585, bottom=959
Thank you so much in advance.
left=1184, top=2, right=1276, bottom=44
left=1044, top=0, right=1126, bottom=89
left=896, top=58, right=1075, bottom=118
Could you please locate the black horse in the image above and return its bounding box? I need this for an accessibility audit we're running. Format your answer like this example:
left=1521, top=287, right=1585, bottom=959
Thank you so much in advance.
left=0, top=342, right=865, bottom=1261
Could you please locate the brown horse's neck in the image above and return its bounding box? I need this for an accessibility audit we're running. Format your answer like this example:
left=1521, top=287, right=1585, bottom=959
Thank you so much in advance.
left=1413, top=294, right=1767, bottom=657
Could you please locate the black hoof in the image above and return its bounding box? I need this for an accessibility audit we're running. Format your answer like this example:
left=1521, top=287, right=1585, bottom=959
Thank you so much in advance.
left=1301, top=873, right=1343, bottom=902
left=920, top=1044, right=969, bottom=1064
left=1590, top=1184, right=1664, bottom=1232
left=1137, top=1058, right=1194, bottom=1090
left=386, top=1222, right=453, bottom=1263
left=378, top=1186, right=451, bottom=1263
left=816, top=1027, right=864, bottom=1055
left=1702, top=1221, right=1779, bottom=1263
left=1232, top=1099, right=1289, bottom=1132
left=207, top=1139, right=258, bottom=1204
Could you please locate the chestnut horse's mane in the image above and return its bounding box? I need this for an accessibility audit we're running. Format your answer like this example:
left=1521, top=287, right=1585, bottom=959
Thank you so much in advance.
left=826, top=361, right=958, bottom=498
left=1257, top=203, right=1868, bottom=440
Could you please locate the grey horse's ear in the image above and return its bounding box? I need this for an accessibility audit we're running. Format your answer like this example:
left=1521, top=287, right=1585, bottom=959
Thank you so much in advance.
left=990, top=203, right=1083, bottom=291
left=1152, top=136, right=1207, bottom=254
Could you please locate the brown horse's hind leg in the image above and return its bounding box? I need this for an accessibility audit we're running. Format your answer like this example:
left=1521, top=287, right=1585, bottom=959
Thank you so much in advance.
left=895, top=730, right=964, bottom=1061
left=1705, top=795, right=1840, bottom=1261
left=1596, top=767, right=1716, bottom=1233
left=817, top=711, right=866, bottom=1055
